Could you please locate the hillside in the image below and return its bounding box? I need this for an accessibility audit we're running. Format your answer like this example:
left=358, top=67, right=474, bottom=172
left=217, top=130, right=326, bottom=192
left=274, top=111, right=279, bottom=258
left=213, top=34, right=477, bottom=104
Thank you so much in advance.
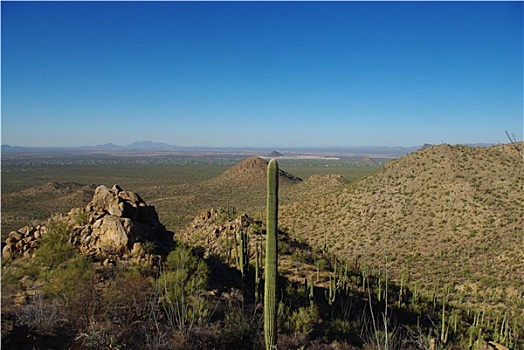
left=210, top=156, right=302, bottom=187
left=1, top=182, right=96, bottom=235
left=281, top=174, right=347, bottom=203
left=280, top=143, right=524, bottom=313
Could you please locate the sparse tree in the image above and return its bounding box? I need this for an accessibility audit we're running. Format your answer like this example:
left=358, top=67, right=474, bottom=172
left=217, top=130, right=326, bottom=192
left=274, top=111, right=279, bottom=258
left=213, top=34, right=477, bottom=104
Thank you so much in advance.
left=505, top=131, right=524, bottom=160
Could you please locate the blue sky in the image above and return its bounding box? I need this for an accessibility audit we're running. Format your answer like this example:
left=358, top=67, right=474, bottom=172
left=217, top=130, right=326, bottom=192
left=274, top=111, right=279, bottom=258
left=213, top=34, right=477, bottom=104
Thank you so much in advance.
left=2, top=1, right=522, bottom=148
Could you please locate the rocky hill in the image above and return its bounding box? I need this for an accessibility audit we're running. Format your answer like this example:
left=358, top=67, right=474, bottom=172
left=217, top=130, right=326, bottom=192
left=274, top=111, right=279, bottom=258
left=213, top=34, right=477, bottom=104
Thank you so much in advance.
left=210, top=156, right=302, bottom=187
left=280, top=143, right=523, bottom=311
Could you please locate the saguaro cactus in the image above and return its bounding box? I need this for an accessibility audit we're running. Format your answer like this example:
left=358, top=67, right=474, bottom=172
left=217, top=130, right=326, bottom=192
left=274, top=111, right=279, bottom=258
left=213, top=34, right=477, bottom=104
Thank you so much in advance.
left=255, top=241, right=262, bottom=303
left=234, top=227, right=249, bottom=279
left=265, top=159, right=279, bottom=350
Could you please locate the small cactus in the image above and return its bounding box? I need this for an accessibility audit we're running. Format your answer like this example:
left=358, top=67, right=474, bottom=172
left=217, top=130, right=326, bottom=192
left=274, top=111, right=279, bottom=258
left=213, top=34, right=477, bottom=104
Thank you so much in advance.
left=325, top=275, right=337, bottom=305
left=309, top=275, right=315, bottom=303
left=255, top=241, right=262, bottom=303
left=239, top=227, right=249, bottom=278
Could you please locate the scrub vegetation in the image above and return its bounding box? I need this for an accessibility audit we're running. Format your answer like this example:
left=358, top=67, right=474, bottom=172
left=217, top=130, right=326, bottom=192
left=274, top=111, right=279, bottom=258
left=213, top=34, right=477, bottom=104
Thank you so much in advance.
left=2, top=144, right=522, bottom=349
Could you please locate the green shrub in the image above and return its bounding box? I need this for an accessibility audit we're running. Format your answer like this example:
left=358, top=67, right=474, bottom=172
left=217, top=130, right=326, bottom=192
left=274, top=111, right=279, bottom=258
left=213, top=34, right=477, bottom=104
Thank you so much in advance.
left=33, top=221, right=75, bottom=271
left=142, top=240, right=157, bottom=255
left=157, top=245, right=210, bottom=337
left=218, top=302, right=263, bottom=348
left=290, top=305, right=319, bottom=337
left=73, top=210, right=89, bottom=227
left=43, top=254, right=93, bottom=299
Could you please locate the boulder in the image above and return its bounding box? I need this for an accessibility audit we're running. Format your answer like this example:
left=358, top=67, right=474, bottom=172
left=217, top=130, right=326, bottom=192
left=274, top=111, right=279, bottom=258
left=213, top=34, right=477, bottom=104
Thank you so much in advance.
left=92, top=216, right=128, bottom=254
left=89, top=185, right=117, bottom=213
left=2, top=244, right=14, bottom=260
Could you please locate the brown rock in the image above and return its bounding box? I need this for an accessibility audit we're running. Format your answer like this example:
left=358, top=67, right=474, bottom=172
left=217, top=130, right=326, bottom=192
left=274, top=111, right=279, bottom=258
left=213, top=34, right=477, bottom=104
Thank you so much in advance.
left=90, top=185, right=118, bottom=213
left=92, top=216, right=129, bottom=253
left=108, top=201, right=124, bottom=217
left=15, top=240, right=24, bottom=250
left=131, top=242, right=144, bottom=257
left=8, top=231, right=22, bottom=241
left=2, top=244, right=14, bottom=260
left=19, top=226, right=32, bottom=236
left=6, top=237, right=18, bottom=245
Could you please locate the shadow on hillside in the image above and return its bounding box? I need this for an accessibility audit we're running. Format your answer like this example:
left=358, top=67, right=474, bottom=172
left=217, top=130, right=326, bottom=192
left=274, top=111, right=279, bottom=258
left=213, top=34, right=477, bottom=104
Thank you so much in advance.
left=201, top=229, right=429, bottom=348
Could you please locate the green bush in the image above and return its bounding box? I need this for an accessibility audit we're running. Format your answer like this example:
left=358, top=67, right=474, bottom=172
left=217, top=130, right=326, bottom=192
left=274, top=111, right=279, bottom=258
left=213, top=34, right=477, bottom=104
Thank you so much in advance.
left=290, top=305, right=319, bottom=337
left=142, top=240, right=157, bottom=255
left=73, top=210, right=89, bottom=227
left=43, top=254, right=93, bottom=299
left=157, top=245, right=210, bottom=337
left=33, top=221, right=75, bottom=271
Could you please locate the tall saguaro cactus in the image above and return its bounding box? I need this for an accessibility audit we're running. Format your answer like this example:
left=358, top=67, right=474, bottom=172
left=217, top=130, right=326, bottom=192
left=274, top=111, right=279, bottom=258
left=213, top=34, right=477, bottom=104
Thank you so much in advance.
left=265, top=159, right=279, bottom=350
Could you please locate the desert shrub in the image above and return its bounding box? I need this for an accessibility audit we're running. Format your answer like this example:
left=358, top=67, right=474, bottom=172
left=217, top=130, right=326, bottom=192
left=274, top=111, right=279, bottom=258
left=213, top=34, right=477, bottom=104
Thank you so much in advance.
left=33, top=220, right=75, bottom=271
left=218, top=302, right=263, bottom=349
left=290, top=304, right=319, bottom=337
left=250, top=221, right=263, bottom=235
left=97, top=271, right=157, bottom=348
left=277, top=300, right=319, bottom=339
left=157, top=245, right=211, bottom=337
left=317, top=258, right=329, bottom=272
left=330, top=318, right=361, bottom=344
left=2, top=262, right=27, bottom=288
left=142, top=240, right=157, bottom=255
left=74, top=320, right=115, bottom=350
left=16, top=294, right=62, bottom=335
left=73, top=210, right=89, bottom=226
left=43, top=254, right=93, bottom=299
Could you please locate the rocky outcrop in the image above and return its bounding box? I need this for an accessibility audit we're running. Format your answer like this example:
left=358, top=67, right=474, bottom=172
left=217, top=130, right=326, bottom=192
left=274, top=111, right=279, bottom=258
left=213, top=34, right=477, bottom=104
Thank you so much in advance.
left=2, top=185, right=174, bottom=261
left=1, top=226, right=47, bottom=260
left=178, top=208, right=261, bottom=259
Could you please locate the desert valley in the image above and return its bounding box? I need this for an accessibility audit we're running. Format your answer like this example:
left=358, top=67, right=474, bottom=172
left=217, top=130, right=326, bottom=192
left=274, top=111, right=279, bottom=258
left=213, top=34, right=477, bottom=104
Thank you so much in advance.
left=1, top=143, right=523, bottom=350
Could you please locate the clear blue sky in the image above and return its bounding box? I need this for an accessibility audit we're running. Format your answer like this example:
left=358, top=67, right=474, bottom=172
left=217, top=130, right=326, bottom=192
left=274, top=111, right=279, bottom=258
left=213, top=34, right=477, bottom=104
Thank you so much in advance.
left=2, top=1, right=522, bottom=148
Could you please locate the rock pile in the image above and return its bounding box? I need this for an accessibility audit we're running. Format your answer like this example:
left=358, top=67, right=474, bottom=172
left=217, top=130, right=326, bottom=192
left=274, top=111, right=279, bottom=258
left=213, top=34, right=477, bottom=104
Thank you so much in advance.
left=2, top=184, right=174, bottom=261
left=178, top=208, right=261, bottom=258
left=2, top=226, right=47, bottom=260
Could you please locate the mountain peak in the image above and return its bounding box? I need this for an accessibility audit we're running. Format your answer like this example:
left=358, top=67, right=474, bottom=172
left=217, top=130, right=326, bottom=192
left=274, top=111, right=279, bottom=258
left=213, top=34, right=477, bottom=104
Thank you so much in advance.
left=267, top=150, right=284, bottom=158
left=213, top=157, right=302, bottom=186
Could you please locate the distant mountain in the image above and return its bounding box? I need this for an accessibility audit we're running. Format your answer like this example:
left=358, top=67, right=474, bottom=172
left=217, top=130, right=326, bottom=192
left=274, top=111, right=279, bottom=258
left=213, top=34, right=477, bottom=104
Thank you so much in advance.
left=1, top=144, right=40, bottom=152
left=267, top=150, right=284, bottom=158
left=94, top=143, right=124, bottom=150
left=1, top=144, right=21, bottom=151
left=125, top=141, right=178, bottom=150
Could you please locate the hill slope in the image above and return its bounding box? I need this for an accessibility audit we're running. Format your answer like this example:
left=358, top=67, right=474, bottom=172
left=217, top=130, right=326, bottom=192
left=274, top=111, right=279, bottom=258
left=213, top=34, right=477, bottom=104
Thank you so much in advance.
left=210, top=156, right=302, bottom=187
left=280, top=143, right=523, bottom=309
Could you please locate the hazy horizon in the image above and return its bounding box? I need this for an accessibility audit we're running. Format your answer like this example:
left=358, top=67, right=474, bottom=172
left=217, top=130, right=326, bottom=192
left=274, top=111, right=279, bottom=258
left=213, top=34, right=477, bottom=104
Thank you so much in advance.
left=2, top=2, right=522, bottom=148
left=1, top=139, right=501, bottom=151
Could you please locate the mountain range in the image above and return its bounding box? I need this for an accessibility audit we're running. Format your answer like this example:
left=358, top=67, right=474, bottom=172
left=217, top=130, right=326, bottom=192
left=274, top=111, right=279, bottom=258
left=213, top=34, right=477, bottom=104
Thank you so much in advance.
left=1, top=140, right=178, bottom=151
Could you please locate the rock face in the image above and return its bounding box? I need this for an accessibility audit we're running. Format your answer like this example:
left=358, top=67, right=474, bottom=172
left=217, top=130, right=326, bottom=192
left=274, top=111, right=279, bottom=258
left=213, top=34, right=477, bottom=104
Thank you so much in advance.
left=2, top=185, right=174, bottom=261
